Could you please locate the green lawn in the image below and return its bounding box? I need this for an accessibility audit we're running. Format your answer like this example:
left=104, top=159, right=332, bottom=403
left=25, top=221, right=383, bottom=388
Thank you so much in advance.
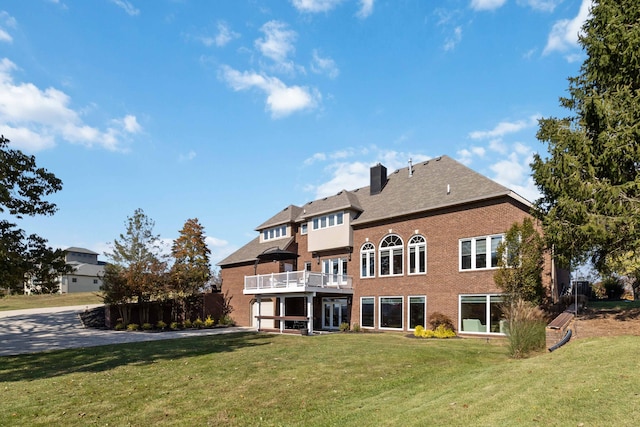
left=0, top=292, right=103, bottom=311
left=588, top=299, right=640, bottom=310
left=1, top=332, right=638, bottom=426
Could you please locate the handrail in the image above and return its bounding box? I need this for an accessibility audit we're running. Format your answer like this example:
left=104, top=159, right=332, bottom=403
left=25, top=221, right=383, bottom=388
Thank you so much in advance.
left=244, top=270, right=353, bottom=291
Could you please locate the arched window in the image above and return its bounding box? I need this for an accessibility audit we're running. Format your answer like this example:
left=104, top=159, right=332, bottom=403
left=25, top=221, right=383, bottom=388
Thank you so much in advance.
left=408, top=235, right=427, bottom=274
left=360, top=242, right=375, bottom=278
left=380, top=234, right=403, bottom=276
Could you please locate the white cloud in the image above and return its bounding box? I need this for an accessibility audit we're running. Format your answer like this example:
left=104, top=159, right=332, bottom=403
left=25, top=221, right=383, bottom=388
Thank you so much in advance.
left=255, top=21, right=297, bottom=64
left=489, top=138, right=508, bottom=154
left=219, top=65, right=320, bottom=118
left=469, top=114, right=540, bottom=140
left=304, top=152, right=327, bottom=165
left=179, top=150, right=196, bottom=162
left=520, top=0, right=562, bottom=12
left=110, top=0, right=140, bottom=16
left=0, top=12, right=16, bottom=43
left=489, top=152, right=540, bottom=202
left=470, top=0, right=507, bottom=11
left=543, top=0, right=592, bottom=55
left=443, top=26, right=462, bottom=51
left=456, top=146, right=485, bottom=165
left=291, top=0, right=344, bottom=13
left=315, top=161, right=371, bottom=198
left=215, top=21, right=240, bottom=47
left=310, top=50, right=339, bottom=79
left=0, top=58, right=141, bottom=152
left=356, top=0, right=374, bottom=18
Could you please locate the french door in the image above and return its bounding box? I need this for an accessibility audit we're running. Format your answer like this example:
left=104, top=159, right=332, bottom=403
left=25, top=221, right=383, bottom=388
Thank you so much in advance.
left=322, top=297, right=348, bottom=330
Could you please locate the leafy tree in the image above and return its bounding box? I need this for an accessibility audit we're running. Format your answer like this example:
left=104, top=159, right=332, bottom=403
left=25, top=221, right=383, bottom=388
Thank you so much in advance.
left=0, top=135, right=65, bottom=294
left=102, top=208, right=167, bottom=323
left=170, top=218, right=211, bottom=321
left=25, top=237, right=71, bottom=294
left=494, top=218, right=545, bottom=305
left=531, top=0, right=640, bottom=271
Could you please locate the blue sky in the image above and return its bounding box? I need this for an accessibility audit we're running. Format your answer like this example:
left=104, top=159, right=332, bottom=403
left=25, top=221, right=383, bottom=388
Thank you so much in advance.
left=1, top=0, right=591, bottom=266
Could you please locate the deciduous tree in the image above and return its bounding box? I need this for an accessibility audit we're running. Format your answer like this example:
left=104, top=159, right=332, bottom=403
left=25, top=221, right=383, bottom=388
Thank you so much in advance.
left=531, top=0, right=640, bottom=270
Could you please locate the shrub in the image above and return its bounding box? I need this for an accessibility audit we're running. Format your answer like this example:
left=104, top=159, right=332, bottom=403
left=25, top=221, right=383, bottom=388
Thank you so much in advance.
left=603, top=277, right=625, bottom=300
left=183, top=319, right=193, bottom=329
left=218, top=315, right=235, bottom=326
left=433, top=324, right=456, bottom=338
left=352, top=323, right=361, bottom=332
left=204, top=315, right=215, bottom=328
left=339, top=322, right=350, bottom=332
left=156, top=320, right=167, bottom=330
left=141, top=322, right=153, bottom=331
left=170, top=321, right=180, bottom=330
left=126, top=323, right=139, bottom=331
left=114, top=322, right=125, bottom=331
left=503, top=299, right=546, bottom=358
left=429, top=312, right=455, bottom=331
left=192, top=317, right=204, bottom=329
left=413, top=325, right=425, bottom=337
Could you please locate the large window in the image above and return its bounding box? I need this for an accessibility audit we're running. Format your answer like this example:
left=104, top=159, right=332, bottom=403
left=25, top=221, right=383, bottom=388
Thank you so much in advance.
left=459, top=295, right=505, bottom=334
left=459, top=235, right=504, bottom=270
left=312, top=212, right=344, bottom=230
left=408, top=296, right=426, bottom=330
left=263, top=225, right=287, bottom=241
left=322, top=257, right=348, bottom=284
left=360, top=242, right=375, bottom=278
left=379, top=296, right=403, bottom=329
left=408, top=235, right=427, bottom=274
left=361, top=297, right=375, bottom=328
left=380, top=234, right=403, bottom=276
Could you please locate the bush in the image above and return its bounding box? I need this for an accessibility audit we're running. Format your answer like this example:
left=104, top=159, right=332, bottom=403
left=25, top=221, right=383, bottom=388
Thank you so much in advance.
left=204, top=315, right=215, bottom=328
left=503, top=299, right=546, bottom=358
left=141, top=322, right=153, bottom=331
left=603, top=277, right=625, bottom=300
left=126, top=323, right=139, bottom=331
left=413, top=325, right=425, bottom=337
left=170, top=321, right=180, bottom=330
left=192, top=317, right=204, bottom=329
left=218, top=315, right=235, bottom=326
left=114, top=322, right=125, bottom=331
left=429, top=312, right=455, bottom=331
left=414, top=324, right=456, bottom=339
left=352, top=323, right=361, bottom=333
left=183, top=319, right=192, bottom=329
left=339, top=322, right=350, bottom=332
left=156, top=320, right=167, bottom=330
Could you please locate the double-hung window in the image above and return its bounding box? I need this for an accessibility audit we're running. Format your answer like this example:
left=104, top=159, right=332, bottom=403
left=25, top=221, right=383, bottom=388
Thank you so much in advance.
left=460, top=235, right=504, bottom=270
left=380, top=234, right=403, bottom=276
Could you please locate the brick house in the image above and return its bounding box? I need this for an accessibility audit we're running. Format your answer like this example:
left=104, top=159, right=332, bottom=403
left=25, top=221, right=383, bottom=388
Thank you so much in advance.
left=218, top=156, right=563, bottom=335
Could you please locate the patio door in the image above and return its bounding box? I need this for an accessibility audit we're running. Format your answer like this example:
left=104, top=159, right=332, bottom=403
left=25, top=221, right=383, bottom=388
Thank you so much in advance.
left=322, top=297, right=348, bottom=330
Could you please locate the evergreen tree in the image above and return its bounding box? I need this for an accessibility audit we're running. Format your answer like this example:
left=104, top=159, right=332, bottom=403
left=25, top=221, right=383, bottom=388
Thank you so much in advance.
left=170, top=218, right=211, bottom=320
left=531, top=0, right=640, bottom=270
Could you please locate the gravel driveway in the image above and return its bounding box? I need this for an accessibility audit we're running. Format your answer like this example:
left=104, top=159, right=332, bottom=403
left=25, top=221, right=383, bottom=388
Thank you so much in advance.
left=0, top=305, right=252, bottom=357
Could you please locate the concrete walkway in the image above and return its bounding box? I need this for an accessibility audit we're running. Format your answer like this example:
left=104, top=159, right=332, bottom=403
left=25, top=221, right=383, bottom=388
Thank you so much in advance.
left=0, top=305, right=254, bottom=357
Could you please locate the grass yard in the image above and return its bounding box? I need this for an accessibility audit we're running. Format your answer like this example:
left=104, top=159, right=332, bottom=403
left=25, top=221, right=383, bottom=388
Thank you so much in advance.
left=0, top=292, right=103, bottom=312
left=588, top=299, right=640, bottom=310
left=1, top=332, right=638, bottom=426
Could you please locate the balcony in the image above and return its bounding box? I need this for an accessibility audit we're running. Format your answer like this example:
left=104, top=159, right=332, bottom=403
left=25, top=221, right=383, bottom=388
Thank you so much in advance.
left=244, top=271, right=353, bottom=295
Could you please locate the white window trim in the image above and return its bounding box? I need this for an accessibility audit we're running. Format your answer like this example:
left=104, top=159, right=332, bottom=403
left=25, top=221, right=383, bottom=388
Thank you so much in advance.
left=458, top=294, right=505, bottom=335
left=407, top=295, right=427, bottom=331
left=379, top=234, right=404, bottom=277
left=459, top=234, right=504, bottom=271
left=407, top=235, right=427, bottom=275
left=263, top=225, right=288, bottom=242
left=360, top=296, right=375, bottom=329
left=378, top=296, right=404, bottom=331
left=300, top=223, right=308, bottom=235
left=360, top=242, right=376, bottom=279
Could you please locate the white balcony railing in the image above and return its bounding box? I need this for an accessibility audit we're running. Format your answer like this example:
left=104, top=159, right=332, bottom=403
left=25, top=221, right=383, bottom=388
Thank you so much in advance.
left=244, top=270, right=353, bottom=293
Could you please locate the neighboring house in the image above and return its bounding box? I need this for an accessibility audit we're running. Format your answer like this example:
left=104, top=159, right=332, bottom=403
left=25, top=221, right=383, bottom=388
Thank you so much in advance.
left=218, top=156, right=565, bottom=335
left=25, top=247, right=105, bottom=294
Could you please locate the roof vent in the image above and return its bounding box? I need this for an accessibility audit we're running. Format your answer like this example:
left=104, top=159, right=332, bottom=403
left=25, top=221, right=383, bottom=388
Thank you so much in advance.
left=370, top=163, right=388, bottom=196
left=408, top=158, right=413, bottom=177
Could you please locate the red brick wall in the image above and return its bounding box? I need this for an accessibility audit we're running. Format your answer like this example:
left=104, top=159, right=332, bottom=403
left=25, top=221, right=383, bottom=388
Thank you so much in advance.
left=222, top=197, right=555, bottom=332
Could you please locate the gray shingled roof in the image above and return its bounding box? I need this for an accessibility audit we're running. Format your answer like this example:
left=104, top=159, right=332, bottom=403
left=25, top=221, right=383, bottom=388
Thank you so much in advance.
left=256, top=205, right=303, bottom=230
left=218, top=155, right=530, bottom=267
left=65, top=247, right=99, bottom=255
left=217, top=236, right=295, bottom=266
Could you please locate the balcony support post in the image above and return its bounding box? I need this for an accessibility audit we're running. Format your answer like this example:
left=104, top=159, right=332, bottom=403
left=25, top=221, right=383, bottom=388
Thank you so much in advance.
left=307, top=294, right=313, bottom=335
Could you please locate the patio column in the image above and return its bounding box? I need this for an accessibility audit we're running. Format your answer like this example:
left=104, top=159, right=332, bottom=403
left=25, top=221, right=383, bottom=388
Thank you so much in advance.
left=257, top=296, right=261, bottom=331
left=307, top=294, right=313, bottom=335
left=280, top=297, right=285, bottom=333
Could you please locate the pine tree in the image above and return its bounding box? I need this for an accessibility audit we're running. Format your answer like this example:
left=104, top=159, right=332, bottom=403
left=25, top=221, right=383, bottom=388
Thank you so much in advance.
left=531, top=0, right=640, bottom=270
